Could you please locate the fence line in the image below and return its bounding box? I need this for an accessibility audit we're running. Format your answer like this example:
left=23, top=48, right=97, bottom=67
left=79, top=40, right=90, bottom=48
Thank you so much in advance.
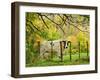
left=68, top=41, right=89, bottom=62
left=37, top=41, right=89, bottom=62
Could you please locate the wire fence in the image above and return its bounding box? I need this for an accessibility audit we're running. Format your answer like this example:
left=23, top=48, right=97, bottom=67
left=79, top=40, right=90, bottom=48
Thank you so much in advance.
left=36, top=41, right=89, bottom=62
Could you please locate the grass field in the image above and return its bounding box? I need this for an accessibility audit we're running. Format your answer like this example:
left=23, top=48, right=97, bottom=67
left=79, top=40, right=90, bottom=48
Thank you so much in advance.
left=26, top=52, right=90, bottom=67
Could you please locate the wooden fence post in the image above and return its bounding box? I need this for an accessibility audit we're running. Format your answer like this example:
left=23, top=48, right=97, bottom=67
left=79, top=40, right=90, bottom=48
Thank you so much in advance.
left=67, top=41, right=72, bottom=61
left=37, top=41, right=40, bottom=55
left=69, top=42, right=72, bottom=61
left=78, top=42, right=80, bottom=61
left=86, top=41, right=89, bottom=57
left=50, top=41, right=53, bottom=59
left=60, top=41, right=63, bottom=62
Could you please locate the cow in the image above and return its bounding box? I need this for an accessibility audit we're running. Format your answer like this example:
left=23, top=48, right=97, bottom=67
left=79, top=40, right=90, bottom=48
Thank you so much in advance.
left=39, top=40, right=68, bottom=60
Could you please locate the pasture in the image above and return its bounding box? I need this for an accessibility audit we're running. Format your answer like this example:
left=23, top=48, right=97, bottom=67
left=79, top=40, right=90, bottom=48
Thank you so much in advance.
left=26, top=52, right=89, bottom=67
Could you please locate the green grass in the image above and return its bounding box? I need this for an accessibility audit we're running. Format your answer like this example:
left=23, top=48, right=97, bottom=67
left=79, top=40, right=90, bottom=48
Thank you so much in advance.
left=26, top=53, right=90, bottom=67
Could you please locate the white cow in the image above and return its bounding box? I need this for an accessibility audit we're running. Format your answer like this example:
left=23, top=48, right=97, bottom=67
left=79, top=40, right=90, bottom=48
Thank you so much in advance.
left=39, top=40, right=68, bottom=60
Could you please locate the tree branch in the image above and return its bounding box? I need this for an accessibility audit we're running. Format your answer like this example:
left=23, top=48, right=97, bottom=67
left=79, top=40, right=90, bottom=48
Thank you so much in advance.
left=40, top=14, right=65, bottom=34
left=26, top=19, right=42, bottom=33
left=26, top=23, right=34, bottom=32
left=38, top=13, right=49, bottom=29
left=63, top=14, right=89, bottom=33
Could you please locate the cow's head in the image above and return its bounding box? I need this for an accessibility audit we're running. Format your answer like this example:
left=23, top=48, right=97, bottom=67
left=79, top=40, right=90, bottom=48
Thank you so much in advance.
left=62, top=41, right=68, bottom=49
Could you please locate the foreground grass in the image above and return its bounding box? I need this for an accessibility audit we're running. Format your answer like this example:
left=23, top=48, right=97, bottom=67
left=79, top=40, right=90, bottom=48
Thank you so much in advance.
left=26, top=53, right=90, bottom=67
